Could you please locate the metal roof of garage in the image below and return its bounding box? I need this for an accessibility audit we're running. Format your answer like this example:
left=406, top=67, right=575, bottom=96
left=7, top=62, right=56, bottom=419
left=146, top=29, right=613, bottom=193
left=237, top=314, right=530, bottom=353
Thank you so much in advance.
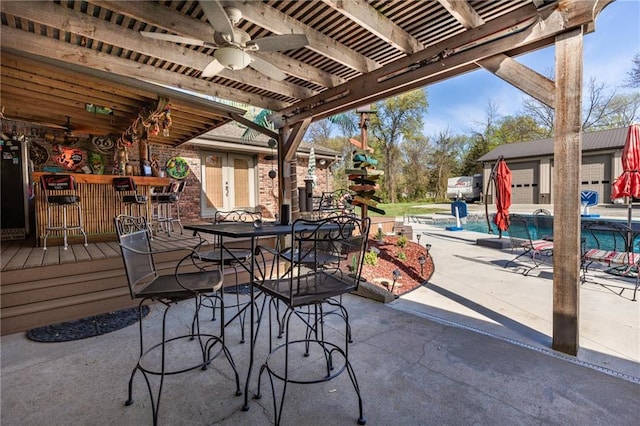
left=477, top=126, right=629, bottom=162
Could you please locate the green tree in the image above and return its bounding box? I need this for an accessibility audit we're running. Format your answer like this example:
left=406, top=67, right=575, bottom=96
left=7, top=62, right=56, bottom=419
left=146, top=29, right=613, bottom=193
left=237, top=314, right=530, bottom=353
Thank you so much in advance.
left=400, top=135, right=431, bottom=200
left=369, top=89, right=428, bottom=203
left=461, top=102, right=547, bottom=175
left=426, top=130, right=464, bottom=200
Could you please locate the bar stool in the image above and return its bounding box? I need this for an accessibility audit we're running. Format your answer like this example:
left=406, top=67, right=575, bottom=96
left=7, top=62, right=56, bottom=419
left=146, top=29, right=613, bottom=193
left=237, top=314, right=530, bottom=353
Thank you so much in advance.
left=40, top=174, right=88, bottom=250
left=113, top=177, right=152, bottom=235
left=151, top=181, right=186, bottom=235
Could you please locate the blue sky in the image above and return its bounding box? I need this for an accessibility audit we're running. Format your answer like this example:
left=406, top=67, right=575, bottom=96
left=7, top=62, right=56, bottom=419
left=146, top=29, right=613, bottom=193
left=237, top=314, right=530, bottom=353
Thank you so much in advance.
left=422, top=0, right=640, bottom=136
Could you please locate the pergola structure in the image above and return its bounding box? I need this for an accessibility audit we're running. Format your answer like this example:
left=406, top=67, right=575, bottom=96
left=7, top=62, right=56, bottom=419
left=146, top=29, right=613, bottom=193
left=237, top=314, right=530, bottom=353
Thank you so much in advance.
left=1, top=0, right=615, bottom=355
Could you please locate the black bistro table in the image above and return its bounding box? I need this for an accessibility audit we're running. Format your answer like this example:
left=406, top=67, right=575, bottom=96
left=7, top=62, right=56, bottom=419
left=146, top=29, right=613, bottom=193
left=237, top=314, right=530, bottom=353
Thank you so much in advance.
left=184, top=221, right=293, bottom=410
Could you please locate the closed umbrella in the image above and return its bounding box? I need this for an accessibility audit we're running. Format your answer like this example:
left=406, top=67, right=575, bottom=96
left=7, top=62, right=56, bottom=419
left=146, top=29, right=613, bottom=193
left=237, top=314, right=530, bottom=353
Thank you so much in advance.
left=493, top=158, right=512, bottom=234
left=611, top=123, right=640, bottom=228
left=306, top=147, right=317, bottom=188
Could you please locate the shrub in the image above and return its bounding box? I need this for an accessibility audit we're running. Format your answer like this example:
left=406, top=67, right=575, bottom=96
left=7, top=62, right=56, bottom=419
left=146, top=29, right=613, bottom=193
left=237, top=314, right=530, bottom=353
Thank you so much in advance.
left=364, top=249, right=378, bottom=266
left=397, top=251, right=407, bottom=261
left=397, top=235, right=408, bottom=248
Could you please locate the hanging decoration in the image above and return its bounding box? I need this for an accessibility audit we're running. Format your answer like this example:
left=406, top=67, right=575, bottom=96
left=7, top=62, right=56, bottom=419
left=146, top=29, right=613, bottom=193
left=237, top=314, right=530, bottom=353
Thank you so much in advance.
left=166, top=156, right=189, bottom=179
left=268, top=138, right=277, bottom=179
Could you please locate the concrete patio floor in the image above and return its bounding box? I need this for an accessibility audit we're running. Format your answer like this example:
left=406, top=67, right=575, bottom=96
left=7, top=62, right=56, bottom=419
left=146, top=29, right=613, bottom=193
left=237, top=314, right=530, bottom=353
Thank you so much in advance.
left=1, top=204, right=639, bottom=425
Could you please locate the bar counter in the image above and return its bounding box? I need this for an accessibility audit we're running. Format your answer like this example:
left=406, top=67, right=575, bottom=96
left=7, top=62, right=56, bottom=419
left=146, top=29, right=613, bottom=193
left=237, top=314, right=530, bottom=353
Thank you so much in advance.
left=32, top=172, right=171, bottom=244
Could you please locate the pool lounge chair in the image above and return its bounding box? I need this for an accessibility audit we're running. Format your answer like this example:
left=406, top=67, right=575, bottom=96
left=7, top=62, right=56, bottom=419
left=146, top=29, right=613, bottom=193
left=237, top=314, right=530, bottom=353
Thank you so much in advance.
left=505, top=214, right=554, bottom=275
left=581, top=220, right=639, bottom=301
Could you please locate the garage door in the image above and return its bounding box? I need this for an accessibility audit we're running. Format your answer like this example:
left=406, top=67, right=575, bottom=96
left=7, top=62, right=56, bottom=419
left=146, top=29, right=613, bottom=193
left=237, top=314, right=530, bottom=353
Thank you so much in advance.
left=581, top=155, right=611, bottom=203
left=510, top=162, right=538, bottom=204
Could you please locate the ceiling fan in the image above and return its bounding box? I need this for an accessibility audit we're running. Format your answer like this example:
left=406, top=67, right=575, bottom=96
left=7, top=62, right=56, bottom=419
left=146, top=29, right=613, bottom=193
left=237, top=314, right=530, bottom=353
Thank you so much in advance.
left=140, top=1, right=309, bottom=81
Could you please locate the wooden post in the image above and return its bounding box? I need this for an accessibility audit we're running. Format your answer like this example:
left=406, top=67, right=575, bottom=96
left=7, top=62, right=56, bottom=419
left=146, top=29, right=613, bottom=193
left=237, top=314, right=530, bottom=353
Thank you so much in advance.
left=552, top=28, right=583, bottom=355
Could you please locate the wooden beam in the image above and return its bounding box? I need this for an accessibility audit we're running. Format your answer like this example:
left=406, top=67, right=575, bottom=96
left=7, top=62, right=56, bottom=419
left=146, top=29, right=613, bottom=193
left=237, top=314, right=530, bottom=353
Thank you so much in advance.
left=239, top=0, right=379, bottom=74
left=437, top=0, right=554, bottom=108
left=552, top=28, right=583, bottom=356
left=322, top=0, right=423, bottom=54
left=231, top=113, right=279, bottom=140
left=0, top=27, right=287, bottom=111
left=283, top=118, right=312, bottom=162
left=438, top=0, right=485, bottom=29
left=1, top=1, right=314, bottom=102
left=478, top=54, right=555, bottom=108
left=271, top=0, right=600, bottom=127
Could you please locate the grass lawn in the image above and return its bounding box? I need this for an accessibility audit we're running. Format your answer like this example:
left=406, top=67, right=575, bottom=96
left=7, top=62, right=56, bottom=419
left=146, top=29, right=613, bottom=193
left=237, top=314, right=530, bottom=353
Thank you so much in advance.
left=363, top=202, right=449, bottom=217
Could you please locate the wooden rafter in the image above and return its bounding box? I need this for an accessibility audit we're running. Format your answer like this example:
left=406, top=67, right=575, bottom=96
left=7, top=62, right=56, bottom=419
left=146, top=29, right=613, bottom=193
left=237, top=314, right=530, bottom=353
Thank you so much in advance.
left=437, top=0, right=485, bottom=29
left=322, top=0, right=423, bottom=54
left=239, top=0, right=379, bottom=74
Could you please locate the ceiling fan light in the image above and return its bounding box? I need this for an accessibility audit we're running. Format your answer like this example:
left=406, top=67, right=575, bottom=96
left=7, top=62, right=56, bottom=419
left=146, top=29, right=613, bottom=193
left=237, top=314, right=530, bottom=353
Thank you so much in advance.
left=214, top=47, right=251, bottom=70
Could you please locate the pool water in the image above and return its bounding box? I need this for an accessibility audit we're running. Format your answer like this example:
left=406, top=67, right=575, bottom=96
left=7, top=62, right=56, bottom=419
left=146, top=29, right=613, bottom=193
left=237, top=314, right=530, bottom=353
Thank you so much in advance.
left=431, top=216, right=638, bottom=253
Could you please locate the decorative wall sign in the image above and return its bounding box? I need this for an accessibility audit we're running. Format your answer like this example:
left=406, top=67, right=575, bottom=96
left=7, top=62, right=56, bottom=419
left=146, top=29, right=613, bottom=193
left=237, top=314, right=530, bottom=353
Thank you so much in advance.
left=92, top=136, right=114, bottom=153
left=166, top=156, right=189, bottom=179
left=89, top=152, right=104, bottom=174
left=53, top=146, right=85, bottom=170
left=29, top=140, right=49, bottom=165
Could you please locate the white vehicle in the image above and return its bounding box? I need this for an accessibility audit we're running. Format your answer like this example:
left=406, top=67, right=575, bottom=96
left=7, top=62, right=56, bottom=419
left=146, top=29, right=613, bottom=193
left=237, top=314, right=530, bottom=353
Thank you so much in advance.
left=447, top=174, right=483, bottom=202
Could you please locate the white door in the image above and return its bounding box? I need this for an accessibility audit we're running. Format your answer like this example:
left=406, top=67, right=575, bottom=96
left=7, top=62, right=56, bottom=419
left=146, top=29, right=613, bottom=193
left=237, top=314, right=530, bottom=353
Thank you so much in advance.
left=201, top=152, right=256, bottom=217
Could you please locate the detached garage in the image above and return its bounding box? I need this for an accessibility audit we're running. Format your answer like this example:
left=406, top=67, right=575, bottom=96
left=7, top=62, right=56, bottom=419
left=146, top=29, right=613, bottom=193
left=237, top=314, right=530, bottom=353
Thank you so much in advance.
left=510, top=161, right=539, bottom=204
left=478, top=127, right=627, bottom=205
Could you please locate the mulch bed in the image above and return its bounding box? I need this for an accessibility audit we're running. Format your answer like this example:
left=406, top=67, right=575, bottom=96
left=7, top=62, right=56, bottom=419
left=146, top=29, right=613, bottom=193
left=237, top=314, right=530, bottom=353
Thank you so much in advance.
left=361, top=235, right=434, bottom=296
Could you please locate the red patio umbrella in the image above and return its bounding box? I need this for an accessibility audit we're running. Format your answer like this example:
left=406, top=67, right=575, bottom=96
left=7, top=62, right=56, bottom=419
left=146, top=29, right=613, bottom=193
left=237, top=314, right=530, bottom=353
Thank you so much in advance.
left=612, top=123, right=640, bottom=202
left=493, top=158, right=512, bottom=233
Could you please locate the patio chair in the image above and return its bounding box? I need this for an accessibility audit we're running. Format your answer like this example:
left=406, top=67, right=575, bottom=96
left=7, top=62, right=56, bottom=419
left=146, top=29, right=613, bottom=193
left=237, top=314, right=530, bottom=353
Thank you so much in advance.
left=315, top=189, right=354, bottom=216
left=254, top=214, right=370, bottom=425
left=505, top=213, right=554, bottom=275
left=197, top=210, right=263, bottom=343
left=581, top=220, right=639, bottom=301
left=532, top=209, right=554, bottom=240
left=114, top=214, right=241, bottom=426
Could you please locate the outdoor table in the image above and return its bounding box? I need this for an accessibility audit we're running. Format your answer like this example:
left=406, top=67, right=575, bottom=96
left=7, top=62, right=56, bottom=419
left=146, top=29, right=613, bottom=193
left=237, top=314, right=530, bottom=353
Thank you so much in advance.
left=183, top=221, right=293, bottom=411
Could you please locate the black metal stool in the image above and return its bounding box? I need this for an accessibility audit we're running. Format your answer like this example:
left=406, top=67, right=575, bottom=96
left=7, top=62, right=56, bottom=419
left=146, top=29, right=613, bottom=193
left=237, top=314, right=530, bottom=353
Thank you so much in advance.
left=151, top=181, right=186, bottom=235
left=113, top=177, right=150, bottom=216
left=39, top=174, right=88, bottom=250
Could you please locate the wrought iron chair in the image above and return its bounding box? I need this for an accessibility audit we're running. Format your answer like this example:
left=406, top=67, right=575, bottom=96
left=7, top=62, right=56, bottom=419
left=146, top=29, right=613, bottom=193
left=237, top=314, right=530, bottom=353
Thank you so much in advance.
left=254, top=214, right=370, bottom=425
left=39, top=174, right=88, bottom=250
left=315, top=189, right=355, bottom=216
left=197, top=210, right=263, bottom=343
left=505, top=213, right=553, bottom=275
left=114, top=214, right=241, bottom=426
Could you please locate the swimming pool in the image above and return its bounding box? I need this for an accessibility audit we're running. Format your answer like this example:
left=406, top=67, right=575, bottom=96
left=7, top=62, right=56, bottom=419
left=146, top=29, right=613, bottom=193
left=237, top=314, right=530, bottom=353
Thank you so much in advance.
left=430, top=215, right=638, bottom=253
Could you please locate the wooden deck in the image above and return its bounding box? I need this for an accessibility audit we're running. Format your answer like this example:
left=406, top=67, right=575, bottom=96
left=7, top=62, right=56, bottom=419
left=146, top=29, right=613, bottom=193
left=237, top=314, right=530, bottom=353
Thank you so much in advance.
left=0, top=231, right=216, bottom=335
left=1, top=232, right=215, bottom=272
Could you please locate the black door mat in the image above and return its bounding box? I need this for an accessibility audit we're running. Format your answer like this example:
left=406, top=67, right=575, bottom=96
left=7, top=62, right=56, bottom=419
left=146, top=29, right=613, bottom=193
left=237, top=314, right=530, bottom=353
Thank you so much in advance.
left=26, top=306, right=150, bottom=343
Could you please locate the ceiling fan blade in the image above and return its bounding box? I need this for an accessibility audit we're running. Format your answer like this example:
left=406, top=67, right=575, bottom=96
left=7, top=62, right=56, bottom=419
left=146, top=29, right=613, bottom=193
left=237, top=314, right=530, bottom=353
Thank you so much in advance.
left=248, top=55, right=286, bottom=81
left=201, top=59, right=226, bottom=77
left=199, top=1, right=234, bottom=39
left=247, top=34, right=309, bottom=52
left=140, top=31, right=209, bottom=47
